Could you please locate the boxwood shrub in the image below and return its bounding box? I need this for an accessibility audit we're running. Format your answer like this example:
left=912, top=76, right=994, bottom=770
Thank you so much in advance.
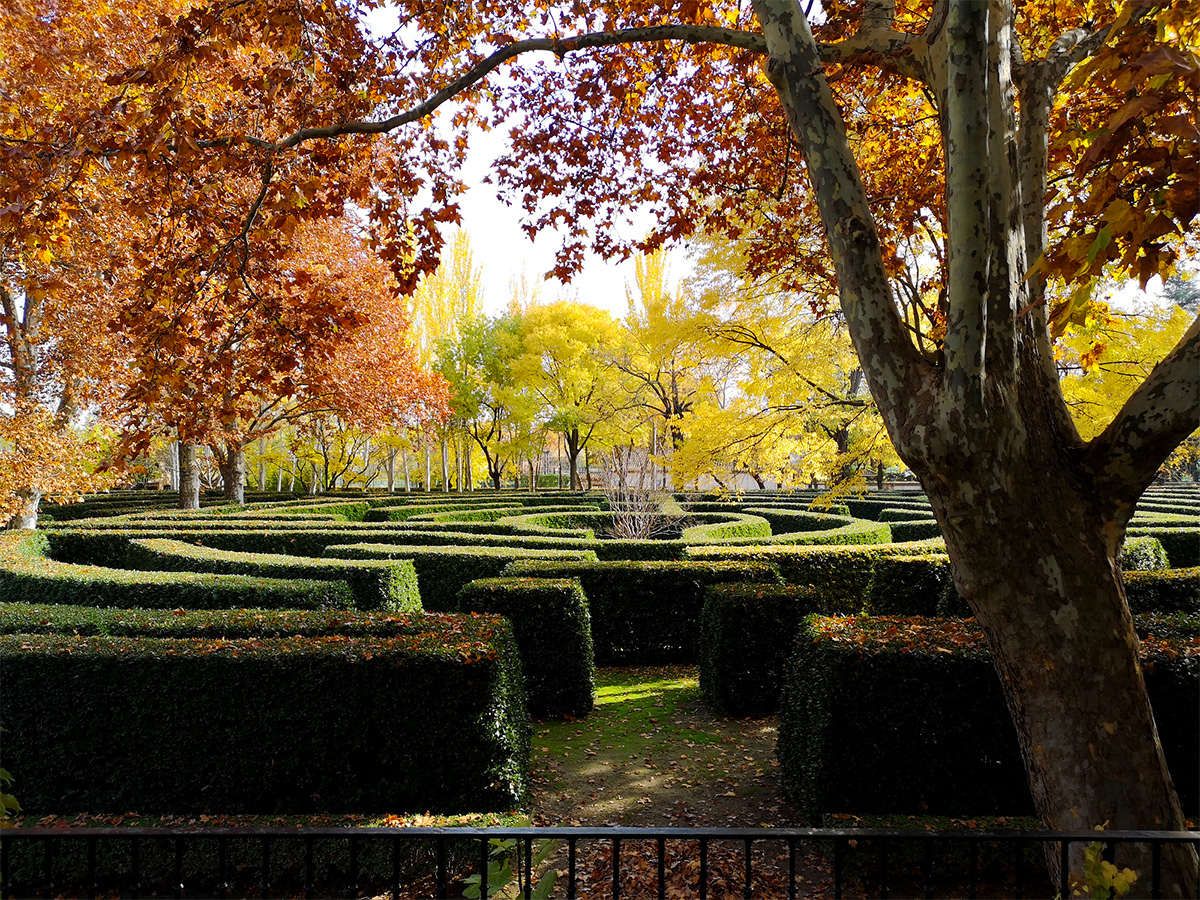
left=126, top=539, right=421, bottom=612
left=1120, top=535, right=1170, bottom=572
left=699, top=583, right=824, bottom=717
left=500, top=559, right=782, bottom=664
left=1, top=614, right=529, bottom=815
left=322, top=543, right=599, bottom=611
left=1127, top=527, right=1200, bottom=568
left=778, top=616, right=1198, bottom=823
left=458, top=577, right=595, bottom=718
left=0, top=533, right=353, bottom=610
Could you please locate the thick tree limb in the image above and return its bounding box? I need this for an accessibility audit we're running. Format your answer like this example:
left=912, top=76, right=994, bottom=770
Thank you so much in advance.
left=1090, top=313, right=1200, bottom=519
left=749, top=0, right=926, bottom=440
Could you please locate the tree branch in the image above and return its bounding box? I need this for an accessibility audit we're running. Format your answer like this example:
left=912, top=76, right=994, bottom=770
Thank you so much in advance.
left=750, top=0, right=928, bottom=440
left=1090, top=313, right=1200, bottom=520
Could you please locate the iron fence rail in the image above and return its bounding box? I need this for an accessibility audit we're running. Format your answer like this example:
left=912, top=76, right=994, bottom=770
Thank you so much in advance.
left=2, top=826, right=1198, bottom=900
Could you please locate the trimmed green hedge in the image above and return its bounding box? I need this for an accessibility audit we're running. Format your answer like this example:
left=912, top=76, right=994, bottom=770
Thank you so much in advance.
left=1121, top=535, right=1170, bottom=571
left=699, top=583, right=824, bottom=717
left=362, top=502, right=507, bottom=523
left=1, top=615, right=530, bottom=815
left=864, top=554, right=955, bottom=616
left=322, top=543, right=599, bottom=611
left=500, top=559, right=782, bottom=664
left=686, top=542, right=940, bottom=611
left=458, top=577, right=595, bottom=718
left=778, top=616, right=1198, bottom=823
left=887, top=520, right=944, bottom=542
left=126, top=539, right=420, bottom=613
left=1127, top=527, right=1200, bottom=568
left=0, top=534, right=353, bottom=610
left=740, top=508, right=849, bottom=535
left=0, top=603, right=425, bottom=638
left=1125, top=567, right=1200, bottom=613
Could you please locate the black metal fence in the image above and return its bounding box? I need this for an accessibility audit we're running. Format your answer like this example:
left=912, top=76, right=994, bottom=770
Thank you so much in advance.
left=2, top=825, right=1198, bottom=899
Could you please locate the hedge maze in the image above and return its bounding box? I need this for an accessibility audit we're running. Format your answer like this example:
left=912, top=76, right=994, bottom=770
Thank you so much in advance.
left=5, top=486, right=1197, bottom=824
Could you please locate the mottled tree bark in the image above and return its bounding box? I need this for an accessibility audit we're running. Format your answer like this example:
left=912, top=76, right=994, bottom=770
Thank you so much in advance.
left=178, top=442, right=201, bottom=510
left=216, top=444, right=246, bottom=505
left=752, top=0, right=1200, bottom=890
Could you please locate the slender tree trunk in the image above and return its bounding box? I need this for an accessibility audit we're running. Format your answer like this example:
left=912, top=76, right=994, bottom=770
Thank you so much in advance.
left=456, top=433, right=464, bottom=493
left=402, top=444, right=411, bottom=491
left=440, top=437, right=450, bottom=491
left=464, top=430, right=473, bottom=491
left=276, top=464, right=282, bottom=493
left=427, top=434, right=436, bottom=494
left=178, top=442, right=201, bottom=510
left=387, top=448, right=396, bottom=492
left=6, top=488, right=41, bottom=530
left=585, top=447, right=592, bottom=490
left=217, top=444, right=246, bottom=505
left=876, top=459, right=885, bottom=491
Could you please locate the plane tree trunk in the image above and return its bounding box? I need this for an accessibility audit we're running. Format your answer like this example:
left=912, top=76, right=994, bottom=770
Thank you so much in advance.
left=178, top=441, right=201, bottom=510
left=753, top=0, right=1200, bottom=890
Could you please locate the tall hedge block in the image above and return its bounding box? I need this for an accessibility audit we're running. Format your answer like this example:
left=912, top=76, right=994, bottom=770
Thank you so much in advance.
left=778, top=616, right=1198, bottom=823
left=501, top=559, right=782, bottom=664
left=458, top=577, right=595, bottom=718
left=863, top=554, right=954, bottom=616
left=1125, top=567, right=1200, bottom=613
left=699, top=583, right=823, bottom=717
left=1, top=616, right=530, bottom=815
left=1127, top=527, right=1200, bottom=568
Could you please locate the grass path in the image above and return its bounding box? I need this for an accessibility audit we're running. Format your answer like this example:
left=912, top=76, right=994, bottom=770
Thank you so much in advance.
left=529, top=665, right=800, bottom=828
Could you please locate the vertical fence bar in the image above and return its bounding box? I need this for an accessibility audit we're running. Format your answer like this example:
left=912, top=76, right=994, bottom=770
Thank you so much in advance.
left=833, top=838, right=843, bottom=900
left=436, top=835, right=447, bottom=900
left=1059, top=839, right=1071, bottom=900
left=1193, top=838, right=1200, bottom=900
left=349, top=835, right=359, bottom=900
left=130, top=835, right=141, bottom=900
left=42, top=836, right=55, bottom=898
left=217, top=835, right=229, bottom=899
left=391, top=835, right=401, bottom=900
left=923, top=835, right=933, bottom=899
left=479, top=837, right=489, bottom=900
left=612, top=836, right=621, bottom=900
left=657, top=836, right=666, bottom=900
left=0, top=825, right=8, bottom=899
left=88, top=835, right=98, bottom=900
left=743, top=837, right=753, bottom=900
left=524, top=836, right=532, bottom=900
left=567, top=837, right=577, bottom=900
left=878, top=839, right=889, bottom=900
left=788, top=837, right=796, bottom=900
left=305, top=835, right=315, bottom=900
left=968, top=838, right=979, bottom=900
left=260, top=836, right=271, bottom=900
left=699, top=837, right=708, bottom=900
left=1014, top=838, right=1024, bottom=900
left=174, top=835, right=185, bottom=899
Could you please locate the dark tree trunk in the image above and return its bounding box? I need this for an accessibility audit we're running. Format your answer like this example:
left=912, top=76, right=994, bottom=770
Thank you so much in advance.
left=178, top=442, right=201, bottom=510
